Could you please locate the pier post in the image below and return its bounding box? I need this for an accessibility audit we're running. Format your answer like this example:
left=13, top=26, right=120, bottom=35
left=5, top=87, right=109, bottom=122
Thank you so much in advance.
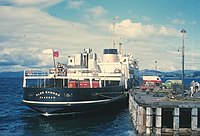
left=63, top=79, right=65, bottom=87
left=133, top=101, right=138, bottom=129
left=138, top=106, right=145, bottom=134
left=129, top=94, right=134, bottom=122
left=156, top=108, right=162, bottom=135
left=191, top=108, right=198, bottom=131
left=173, top=108, right=180, bottom=134
left=129, top=94, right=138, bottom=129
left=146, top=107, right=153, bottom=135
left=129, top=94, right=132, bottom=113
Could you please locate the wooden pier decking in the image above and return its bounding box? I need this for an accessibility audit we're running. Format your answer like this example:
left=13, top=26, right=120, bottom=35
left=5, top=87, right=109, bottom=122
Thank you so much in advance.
left=129, top=86, right=200, bottom=135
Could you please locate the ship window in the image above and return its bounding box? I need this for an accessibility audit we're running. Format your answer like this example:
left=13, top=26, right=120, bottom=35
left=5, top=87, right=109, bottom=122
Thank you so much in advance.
left=89, top=54, right=93, bottom=59
left=94, top=54, right=97, bottom=60
left=103, top=49, right=118, bottom=54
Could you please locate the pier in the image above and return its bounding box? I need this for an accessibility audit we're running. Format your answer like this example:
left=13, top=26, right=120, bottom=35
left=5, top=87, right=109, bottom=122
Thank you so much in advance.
left=129, top=86, right=200, bottom=135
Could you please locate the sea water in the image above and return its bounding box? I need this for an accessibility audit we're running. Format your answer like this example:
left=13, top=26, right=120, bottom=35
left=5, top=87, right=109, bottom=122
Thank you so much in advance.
left=0, top=78, right=136, bottom=136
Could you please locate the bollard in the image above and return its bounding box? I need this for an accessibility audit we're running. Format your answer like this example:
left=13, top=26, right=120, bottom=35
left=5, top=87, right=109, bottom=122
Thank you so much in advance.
left=173, top=108, right=180, bottom=134
left=138, top=106, right=145, bottom=134
left=191, top=108, right=198, bottom=131
left=146, top=107, right=153, bottom=135
left=156, top=108, right=162, bottom=135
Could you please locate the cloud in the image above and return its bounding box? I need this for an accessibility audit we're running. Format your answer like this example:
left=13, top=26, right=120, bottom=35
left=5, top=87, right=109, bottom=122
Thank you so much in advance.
left=0, top=2, right=195, bottom=72
left=0, top=3, right=182, bottom=72
left=170, top=18, right=186, bottom=25
left=191, top=20, right=197, bottom=25
left=117, top=19, right=179, bottom=40
left=87, top=6, right=107, bottom=18
left=0, top=5, right=110, bottom=71
left=67, top=0, right=85, bottom=9
left=141, top=16, right=151, bottom=22
left=114, top=19, right=183, bottom=71
left=42, top=49, right=53, bottom=54
left=0, top=35, right=11, bottom=42
left=4, top=0, right=62, bottom=8
left=158, top=26, right=179, bottom=36
left=0, top=47, right=41, bottom=67
left=83, top=6, right=109, bottom=30
left=0, top=1, right=12, bottom=6
left=0, top=3, right=183, bottom=72
left=0, top=61, right=18, bottom=66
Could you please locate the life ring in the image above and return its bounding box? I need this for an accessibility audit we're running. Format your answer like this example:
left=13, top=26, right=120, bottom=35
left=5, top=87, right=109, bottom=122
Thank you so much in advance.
left=27, top=70, right=32, bottom=75
left=114, top=68, right=121, bottom=73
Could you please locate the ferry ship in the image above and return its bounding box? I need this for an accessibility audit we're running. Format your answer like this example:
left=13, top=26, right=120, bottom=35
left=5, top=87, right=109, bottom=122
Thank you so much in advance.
left=22, top=48, right=139, bottom=116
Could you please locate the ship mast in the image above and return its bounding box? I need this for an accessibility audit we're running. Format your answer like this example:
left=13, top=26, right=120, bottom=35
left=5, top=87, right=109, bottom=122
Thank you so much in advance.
left=119, top=37, right=122, bottom=54
left=112, top=16, right=118, bottom=49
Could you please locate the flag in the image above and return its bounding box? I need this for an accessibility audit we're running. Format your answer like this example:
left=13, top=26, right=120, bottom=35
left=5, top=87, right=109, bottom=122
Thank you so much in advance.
left=53, top=50, right=59, bottom=58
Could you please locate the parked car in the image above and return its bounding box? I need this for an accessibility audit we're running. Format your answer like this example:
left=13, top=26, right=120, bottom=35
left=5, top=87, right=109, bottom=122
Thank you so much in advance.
left=149, top=84, right=155, bottom=90
left=162, top=80, right=182, bottom=89
left=140, top=84, right=147, bottom=90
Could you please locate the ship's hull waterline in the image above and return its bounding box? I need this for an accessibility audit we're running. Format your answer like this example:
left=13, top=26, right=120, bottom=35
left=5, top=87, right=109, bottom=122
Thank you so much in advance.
left=23, top=86, right=128, bottom=116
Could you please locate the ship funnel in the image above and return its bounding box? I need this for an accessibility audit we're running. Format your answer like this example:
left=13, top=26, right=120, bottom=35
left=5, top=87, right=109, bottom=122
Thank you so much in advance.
left=103, top=49, right=118, bottom=62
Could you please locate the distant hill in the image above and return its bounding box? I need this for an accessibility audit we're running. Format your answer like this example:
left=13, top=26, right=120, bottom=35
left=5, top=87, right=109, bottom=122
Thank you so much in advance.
left=0, top=69, right=200, bottom=78
left=140, top=69, right=200, bottom=78
left=0, top=71, right=23, bottom=78
left=140, top=69, right=164, bottom=76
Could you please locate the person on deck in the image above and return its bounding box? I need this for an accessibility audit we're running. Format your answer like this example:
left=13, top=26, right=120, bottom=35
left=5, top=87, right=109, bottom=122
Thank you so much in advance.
left=190, top=85, right=194, bottom=97
left=195, top=82, right=199, bottom=92
left=191, top=80, right=195, bottom=91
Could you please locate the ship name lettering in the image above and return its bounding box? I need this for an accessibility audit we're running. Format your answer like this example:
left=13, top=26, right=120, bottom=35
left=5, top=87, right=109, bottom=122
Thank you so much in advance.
left=36, top=91, right=60, bottom=97
left=65, top=93, right=73, bottom=97
left=39, top=96, right=56, bottom=99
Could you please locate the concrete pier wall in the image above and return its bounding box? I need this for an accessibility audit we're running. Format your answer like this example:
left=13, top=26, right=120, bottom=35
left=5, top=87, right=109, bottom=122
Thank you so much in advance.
left=129, top=89, right=200, bottom=135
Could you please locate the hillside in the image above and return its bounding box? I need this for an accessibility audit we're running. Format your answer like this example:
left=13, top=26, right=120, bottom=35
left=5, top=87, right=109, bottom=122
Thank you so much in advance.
left=0, top=71, right=23, bottom=78
left=0, top=70, right=200, bottom=78
left=139, top=69, right=200, bottom=78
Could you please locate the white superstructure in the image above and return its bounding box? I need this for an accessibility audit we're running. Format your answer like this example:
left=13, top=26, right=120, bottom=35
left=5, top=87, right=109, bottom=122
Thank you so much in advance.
left=23, top=48, right=139, bottom=89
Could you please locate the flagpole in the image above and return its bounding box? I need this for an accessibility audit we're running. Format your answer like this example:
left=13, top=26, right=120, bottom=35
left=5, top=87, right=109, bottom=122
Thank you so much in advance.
left=52, top=49, right=56, bottom=68
left=52, top=49, right=56, bottom=86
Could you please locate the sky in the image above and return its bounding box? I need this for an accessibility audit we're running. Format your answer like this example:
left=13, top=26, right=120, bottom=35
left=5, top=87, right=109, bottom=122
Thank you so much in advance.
left=0, top=0, right=200, bottom=72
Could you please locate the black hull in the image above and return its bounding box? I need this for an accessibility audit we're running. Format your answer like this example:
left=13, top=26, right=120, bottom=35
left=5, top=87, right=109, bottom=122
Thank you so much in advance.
left=23, top=86, right=127, bottom=116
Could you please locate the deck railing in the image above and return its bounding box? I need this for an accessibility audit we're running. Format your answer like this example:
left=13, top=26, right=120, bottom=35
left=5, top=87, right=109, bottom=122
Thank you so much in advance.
left=24, top=69, right=48, bottom=77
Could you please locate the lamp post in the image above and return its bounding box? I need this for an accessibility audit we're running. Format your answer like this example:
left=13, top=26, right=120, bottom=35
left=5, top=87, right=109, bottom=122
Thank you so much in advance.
left=181, top=29, right=186, bottom=97
left=155, top=60, right=157, bottom=76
